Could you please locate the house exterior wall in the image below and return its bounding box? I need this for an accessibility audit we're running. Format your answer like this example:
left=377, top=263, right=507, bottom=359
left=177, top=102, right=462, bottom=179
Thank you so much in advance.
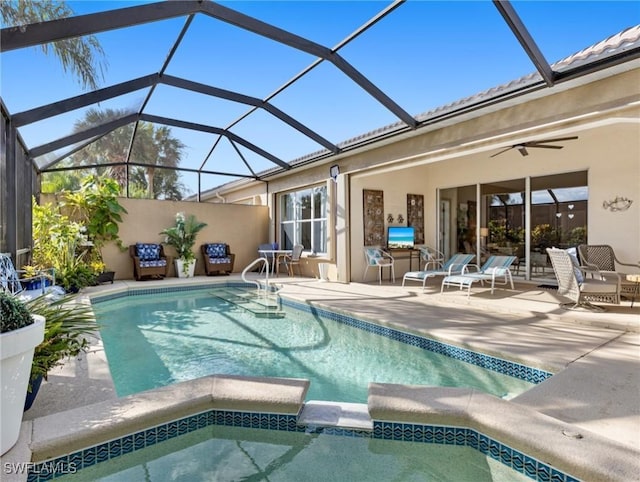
left=206, top=68, right=640, bottom=283
left=350, top=119, right=639, bottom=283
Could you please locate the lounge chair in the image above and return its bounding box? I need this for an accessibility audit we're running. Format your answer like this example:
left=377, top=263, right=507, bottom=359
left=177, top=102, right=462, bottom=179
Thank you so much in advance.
left=577, top=244, right=639, bottom=299
left=547, top=247, right=621, bottom=312
left=440, top=255, right=517, bottom=299
left=363, top=246, right=395, bottom=284
left=402, top=253, right=474, bottom=291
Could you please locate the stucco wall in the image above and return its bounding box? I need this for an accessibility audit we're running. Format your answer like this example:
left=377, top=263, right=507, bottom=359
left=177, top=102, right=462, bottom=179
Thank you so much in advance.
left=350, top=118, right=639, bottom=283
left=38, top=196, right=269, bottom=280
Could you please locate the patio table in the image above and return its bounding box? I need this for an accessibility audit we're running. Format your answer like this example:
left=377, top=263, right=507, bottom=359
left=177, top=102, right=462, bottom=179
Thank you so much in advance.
left=258, top=249, right=292, bottom=276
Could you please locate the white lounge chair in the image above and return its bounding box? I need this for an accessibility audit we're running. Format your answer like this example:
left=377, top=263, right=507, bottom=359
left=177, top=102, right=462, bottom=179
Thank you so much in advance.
left=547, top=247, right=621, bottom=312
left=402, top=253, right=474, bottom=291
left=441, top=255, right=517, bottom=299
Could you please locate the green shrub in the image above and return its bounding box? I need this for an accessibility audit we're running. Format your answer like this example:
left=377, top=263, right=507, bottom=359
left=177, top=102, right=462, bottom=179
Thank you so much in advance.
left=0, top=292, right=34, bottom=333
left=25, top=294, right=97, bottom=384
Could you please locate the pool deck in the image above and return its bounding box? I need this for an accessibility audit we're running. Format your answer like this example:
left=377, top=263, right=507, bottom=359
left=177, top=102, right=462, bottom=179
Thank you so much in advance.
left=3, top=274, right=639, bottom=479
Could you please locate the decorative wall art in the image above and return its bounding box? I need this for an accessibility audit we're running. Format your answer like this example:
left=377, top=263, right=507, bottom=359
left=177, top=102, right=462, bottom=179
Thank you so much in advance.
left=406, top=194, right=424, bottom=245
left=602, top=196, right=633, bottom=212
left=363, top=189, right=385, bottom=246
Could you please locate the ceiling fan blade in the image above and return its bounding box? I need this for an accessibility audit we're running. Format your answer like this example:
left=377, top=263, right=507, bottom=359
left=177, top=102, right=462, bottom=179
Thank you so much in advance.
left=490, top=147, right=513, bottom=158
left=517, top=146, right=528, bottom=156
left=527, top=136, right=578, bottom=146
left=531, top=144, right=564, bottom=149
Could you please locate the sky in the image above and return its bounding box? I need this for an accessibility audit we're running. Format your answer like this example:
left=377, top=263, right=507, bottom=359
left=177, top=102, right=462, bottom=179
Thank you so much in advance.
left=1, top=0, right=639, bottom=195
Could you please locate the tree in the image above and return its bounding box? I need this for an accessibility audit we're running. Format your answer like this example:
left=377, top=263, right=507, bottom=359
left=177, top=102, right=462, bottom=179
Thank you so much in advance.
left=40, top=171, right=83, bottom=194
left=69, top=108, right=187, bottom=199
left=0, top=0, right=106, bottom=90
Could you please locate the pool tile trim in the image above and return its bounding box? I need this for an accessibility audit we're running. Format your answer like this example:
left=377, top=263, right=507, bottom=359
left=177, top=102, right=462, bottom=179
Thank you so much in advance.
left=91, top=283, right=552, bottom=384
left=27, top=409, right=578, bottom=482
left=280, top=297, right=552, bottom=384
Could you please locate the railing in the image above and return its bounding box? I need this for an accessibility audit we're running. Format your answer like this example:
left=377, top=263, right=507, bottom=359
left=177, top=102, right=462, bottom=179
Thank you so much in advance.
left=241, top=257, right=270, bottom=293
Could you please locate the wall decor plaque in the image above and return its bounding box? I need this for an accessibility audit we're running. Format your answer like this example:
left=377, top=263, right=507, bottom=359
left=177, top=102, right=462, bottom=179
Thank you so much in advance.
left=363, top=189, right=385, bottom=246
left=407, top=194, right=424, bottom=245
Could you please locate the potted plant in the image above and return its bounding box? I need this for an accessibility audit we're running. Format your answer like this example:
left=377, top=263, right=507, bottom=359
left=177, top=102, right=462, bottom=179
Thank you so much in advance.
left=160, top=212, right=208, bottom=278
left=23, top=294, right=97, bottom=411
left=17, top=265, right=54, bottom=292
left=58, top=260, right=96, bottom=293
left=0, top=293, right=45, bottom=455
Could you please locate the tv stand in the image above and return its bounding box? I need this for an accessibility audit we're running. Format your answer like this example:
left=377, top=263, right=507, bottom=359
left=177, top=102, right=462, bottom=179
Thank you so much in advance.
left=385, top=247, right=420, bottom=272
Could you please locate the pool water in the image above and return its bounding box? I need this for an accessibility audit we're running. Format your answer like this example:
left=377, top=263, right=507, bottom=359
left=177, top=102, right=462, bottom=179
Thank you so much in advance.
left=56, top=424, right=531, bottom=482
left=94, top=288, right=536, bottom=402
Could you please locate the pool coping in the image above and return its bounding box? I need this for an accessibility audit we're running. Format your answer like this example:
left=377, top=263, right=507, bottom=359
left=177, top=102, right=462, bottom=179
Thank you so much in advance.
left=10, top=376, right=640, bottom=482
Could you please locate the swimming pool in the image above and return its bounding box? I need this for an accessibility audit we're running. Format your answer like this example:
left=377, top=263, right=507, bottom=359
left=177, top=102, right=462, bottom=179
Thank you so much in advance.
left=52, top=419, right=533, bottom=482
left=93, top=286, right=549, bottom=402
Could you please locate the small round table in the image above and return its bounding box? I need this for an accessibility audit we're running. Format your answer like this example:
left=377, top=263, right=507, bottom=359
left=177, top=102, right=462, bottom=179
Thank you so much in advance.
left=626, top=274, right=640, bottom=308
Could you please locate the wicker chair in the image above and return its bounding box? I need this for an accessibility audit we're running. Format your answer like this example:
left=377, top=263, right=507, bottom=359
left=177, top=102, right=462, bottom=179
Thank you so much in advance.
left=201, top=243, right=235, bottom=275
left=578, top=244, right=640, bottom=299
left=547, top=248, right=621, bottom=312
left=129, top=243, right=170, bottom=281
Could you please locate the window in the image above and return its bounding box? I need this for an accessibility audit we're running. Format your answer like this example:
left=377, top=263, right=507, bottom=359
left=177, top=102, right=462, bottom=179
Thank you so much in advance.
left=280, top=186, right=327, bottom=254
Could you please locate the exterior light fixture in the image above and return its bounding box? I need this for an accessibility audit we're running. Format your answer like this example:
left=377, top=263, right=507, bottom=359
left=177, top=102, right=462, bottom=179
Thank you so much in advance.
left=329, top=164, right=340, bottom=182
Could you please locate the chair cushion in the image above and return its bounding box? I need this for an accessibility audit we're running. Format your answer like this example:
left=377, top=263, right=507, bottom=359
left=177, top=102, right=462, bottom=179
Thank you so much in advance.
left=206, top=243, right=227, bottom=258
left=139, top=259, right=167, bottom=268
left=581, top=279, right=618, bottom=294
left=566, top=248, right=584, bottom=284
left=442, top=275, right=478, bottom=287
left=136, top=243, right=161, bottom=261
left=365, top=248, right=382, bottom=264
left=208, top=257, right=232, bottom=264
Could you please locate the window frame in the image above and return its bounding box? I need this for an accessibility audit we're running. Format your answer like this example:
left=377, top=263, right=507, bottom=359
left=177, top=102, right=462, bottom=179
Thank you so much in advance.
left=279, top=184, right=328, bottom=254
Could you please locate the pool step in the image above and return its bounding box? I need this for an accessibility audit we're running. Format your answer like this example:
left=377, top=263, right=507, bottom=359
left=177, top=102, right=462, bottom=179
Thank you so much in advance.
left=299, top=401, right=373, bottom=431
left=212, top=288, right=286, bottom=318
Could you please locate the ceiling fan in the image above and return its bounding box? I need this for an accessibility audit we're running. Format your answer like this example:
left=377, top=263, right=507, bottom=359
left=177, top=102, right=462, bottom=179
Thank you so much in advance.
left=490, top=136, right=578, bottom=158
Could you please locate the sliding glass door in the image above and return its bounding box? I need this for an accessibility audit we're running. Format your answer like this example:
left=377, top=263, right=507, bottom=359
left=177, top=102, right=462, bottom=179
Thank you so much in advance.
left=481, top=178, right=526, bottom=275
left=529, top=172, right=588, bottom=280
left=438, top=170, right=588, bottom=280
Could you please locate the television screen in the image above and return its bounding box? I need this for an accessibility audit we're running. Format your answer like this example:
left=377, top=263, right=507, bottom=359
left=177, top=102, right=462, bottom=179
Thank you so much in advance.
left=387, top=226, right=415, bottom=249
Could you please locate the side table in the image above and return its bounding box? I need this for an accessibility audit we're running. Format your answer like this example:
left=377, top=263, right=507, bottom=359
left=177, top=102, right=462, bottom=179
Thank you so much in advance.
left=626, top=274, right=640, bottom=308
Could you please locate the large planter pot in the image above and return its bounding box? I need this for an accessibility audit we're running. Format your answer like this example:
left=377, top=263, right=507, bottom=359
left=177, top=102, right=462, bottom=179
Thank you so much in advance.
left=20, top=277, right=52, bottom=292
left=1, top=315, right=45, bottom=455
left=96, top=271, right=115, bottom=284
left=175, top=258, right=196, bottom=278
left=24, top=374, right=44, bottom=412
